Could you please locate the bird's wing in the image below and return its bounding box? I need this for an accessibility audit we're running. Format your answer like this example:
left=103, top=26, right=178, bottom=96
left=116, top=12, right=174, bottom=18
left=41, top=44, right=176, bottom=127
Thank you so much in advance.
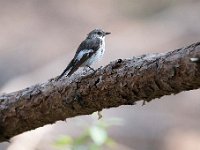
left=75, top=37, right=101, bottom=56
left=67, top=49, right=95, bottom=76
left=57, top=38, right=101, bottom=80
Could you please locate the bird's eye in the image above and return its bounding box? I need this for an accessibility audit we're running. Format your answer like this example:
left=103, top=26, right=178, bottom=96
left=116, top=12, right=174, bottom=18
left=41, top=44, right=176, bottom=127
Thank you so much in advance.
left=97, top=31, right=102, bottom=35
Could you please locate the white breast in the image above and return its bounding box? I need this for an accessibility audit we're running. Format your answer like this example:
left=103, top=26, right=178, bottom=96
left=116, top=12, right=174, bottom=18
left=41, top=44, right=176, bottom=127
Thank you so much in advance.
left=96, top=36, right=105, bottom=60
left=83, top=37, right=106, bottom=66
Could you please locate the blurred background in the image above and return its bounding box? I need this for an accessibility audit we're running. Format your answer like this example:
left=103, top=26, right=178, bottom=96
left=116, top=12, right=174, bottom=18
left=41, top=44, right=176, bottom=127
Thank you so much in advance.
left=0, top=0, right=200, bottom=149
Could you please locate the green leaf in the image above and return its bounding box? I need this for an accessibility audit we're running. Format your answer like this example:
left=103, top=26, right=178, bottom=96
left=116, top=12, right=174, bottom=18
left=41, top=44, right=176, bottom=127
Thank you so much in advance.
left=89, top=144, right=100, bottom=150
left=55, top=135, right=73, bottom=147
left=89, top=126, right=107, bottom=145
left=74, top=131, right=90, bottom=145
left=106, top=138, right=116, bottom=148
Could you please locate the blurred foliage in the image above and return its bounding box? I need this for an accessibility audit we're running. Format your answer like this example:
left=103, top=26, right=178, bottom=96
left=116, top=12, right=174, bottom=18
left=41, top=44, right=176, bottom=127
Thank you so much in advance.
left=54, top=117, right=123, bottom=150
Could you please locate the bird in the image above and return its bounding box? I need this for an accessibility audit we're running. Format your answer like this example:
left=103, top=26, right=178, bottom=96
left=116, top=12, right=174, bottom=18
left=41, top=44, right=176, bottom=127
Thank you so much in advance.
left=56, top=28, right=111, bottom=80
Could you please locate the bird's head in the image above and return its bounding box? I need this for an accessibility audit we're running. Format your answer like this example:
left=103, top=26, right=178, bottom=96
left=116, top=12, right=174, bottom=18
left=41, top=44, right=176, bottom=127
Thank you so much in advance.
left=87, top=28, right=111, bottom=39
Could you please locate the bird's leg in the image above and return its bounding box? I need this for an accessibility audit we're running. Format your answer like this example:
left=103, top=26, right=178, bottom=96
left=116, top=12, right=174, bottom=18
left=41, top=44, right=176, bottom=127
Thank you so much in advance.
left=85, top=65, right=98, bottom=76
left=86, top=65, right=95, bottom=72
left=97, top=66, right=103, bottom=70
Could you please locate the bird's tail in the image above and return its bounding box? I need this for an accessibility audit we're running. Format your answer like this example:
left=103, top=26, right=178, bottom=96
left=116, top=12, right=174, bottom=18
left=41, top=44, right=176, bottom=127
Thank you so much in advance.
left=56, top=60, right=74, bottom=80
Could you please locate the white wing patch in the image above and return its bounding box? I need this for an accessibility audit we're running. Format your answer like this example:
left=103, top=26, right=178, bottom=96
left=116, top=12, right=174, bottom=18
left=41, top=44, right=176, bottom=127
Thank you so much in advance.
left=74, top=37, right=106, bottom=67
left=76, top=49, right=94, bottom=61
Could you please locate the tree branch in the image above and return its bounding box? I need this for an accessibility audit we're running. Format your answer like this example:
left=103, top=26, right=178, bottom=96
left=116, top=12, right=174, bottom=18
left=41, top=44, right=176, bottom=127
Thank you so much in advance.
left=0, top=42, right=200, bottom=142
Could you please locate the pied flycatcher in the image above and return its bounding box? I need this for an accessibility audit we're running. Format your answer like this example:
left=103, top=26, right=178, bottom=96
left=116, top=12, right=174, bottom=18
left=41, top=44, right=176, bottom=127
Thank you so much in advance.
left=57, top=28, right=111, bottom=80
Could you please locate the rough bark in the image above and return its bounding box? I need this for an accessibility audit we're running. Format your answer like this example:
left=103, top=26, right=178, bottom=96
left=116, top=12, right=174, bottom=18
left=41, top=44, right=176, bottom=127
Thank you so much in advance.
left=0, top=42, right=200, bottom=142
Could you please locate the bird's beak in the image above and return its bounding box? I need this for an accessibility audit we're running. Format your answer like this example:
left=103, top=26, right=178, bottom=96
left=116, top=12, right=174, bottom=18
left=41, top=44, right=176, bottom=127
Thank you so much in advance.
left=105, top=32, right=111, bottom=35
